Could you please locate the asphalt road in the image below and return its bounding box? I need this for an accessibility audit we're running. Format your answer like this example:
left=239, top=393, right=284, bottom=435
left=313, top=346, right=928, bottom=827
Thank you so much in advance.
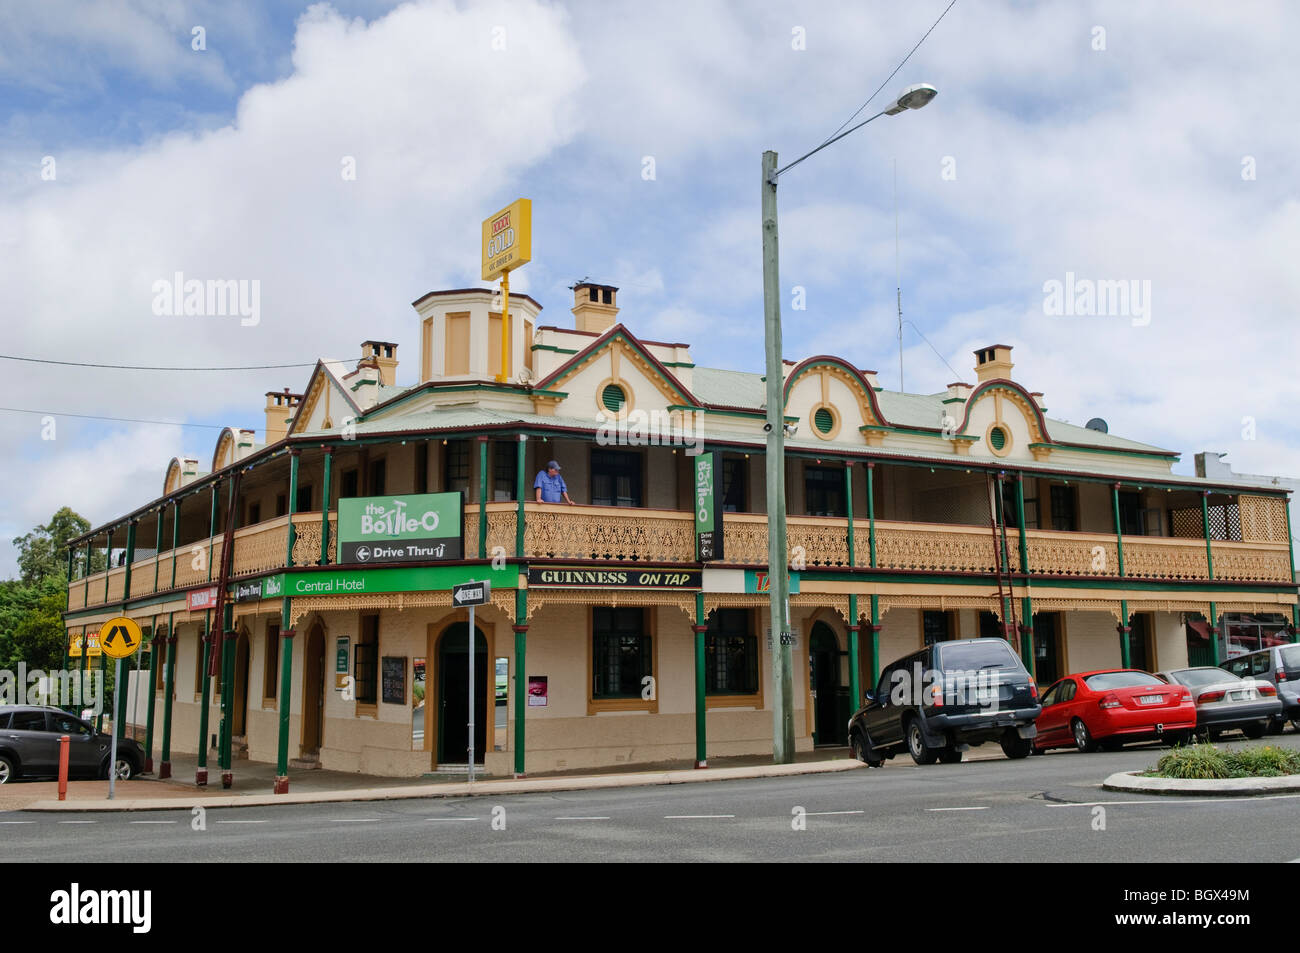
left=7, top=736, right=1300, bottom=862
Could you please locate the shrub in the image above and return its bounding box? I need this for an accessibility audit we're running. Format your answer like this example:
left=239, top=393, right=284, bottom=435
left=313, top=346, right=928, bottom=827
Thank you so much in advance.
left=1151, top=743, right=1300, bottom=779
left=1154, top=745, right=1230, bottom=779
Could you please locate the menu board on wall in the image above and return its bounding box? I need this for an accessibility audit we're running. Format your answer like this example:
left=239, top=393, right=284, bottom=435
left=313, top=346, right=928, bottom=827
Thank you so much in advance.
left=381, top=656, right=406, bottom=705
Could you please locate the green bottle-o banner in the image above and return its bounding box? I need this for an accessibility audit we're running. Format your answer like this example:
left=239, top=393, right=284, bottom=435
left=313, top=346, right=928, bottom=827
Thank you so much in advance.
left=337, top=492, right=464, bottom=564
left=695, top=451, right=723, bottom=562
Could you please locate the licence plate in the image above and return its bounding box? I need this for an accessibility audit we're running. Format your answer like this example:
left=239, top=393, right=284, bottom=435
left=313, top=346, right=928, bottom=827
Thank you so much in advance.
left=1229, top=690, right=1255, bottom=701
left=1138, top=695, right=1164, bottom=705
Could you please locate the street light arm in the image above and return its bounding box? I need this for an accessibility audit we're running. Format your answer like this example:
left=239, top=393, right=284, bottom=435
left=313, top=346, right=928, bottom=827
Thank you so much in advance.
left=771, top=108, right=889, bottom=182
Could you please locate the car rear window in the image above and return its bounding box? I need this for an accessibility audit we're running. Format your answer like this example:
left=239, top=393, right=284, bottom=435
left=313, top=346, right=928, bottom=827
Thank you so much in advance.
left=937, top=639, right=1020, bottom=673
left=1280, top=646, right=1300, bottom=669
left=1170, top=668, right=1238, bottom=688
left=1084, top=671, right=1162, bottom=690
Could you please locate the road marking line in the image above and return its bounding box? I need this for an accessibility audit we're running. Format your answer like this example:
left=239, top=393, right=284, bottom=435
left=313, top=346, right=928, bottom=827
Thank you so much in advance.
left=927, top=806, right=989, bottom=812
left=664, top=814, right=735, bottom=819
left=216, top=820, right=268, bottom=824
left=0, top=820, right=36, bottom=824
left=1044, top=794, right=1300, bottom=808
left=806, top=810, right=865, bottom=816
left=425, top=817, right=479, bottom=822
left=129, top=820, right=177, bottom=824
left=330, top=818, right=380, bottom=823
left=58, top=820, right=96, bottom=824
left=555, top=816, right=610, bottom=821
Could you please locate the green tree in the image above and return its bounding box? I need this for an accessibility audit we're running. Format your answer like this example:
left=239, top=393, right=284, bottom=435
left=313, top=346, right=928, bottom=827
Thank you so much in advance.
left=12, top=506, right=94, bottom=586
left=9, top=579, right=68, bottom=671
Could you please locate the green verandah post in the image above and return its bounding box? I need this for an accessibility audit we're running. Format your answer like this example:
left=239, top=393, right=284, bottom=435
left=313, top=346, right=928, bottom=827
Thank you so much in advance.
left=478, top=436, right=489, bottom=558
left=694, top=590, right=707, bottom=768
left=275, top=450, right=301, bottom=794
left=195, top=479, right=219, bottom=786
left=513, top=588, right=527, bottom=777
left=1015, top=473, right=1033, bottom=672
left=144, top=613, right=159, bottom=772
left=159, top=612, right=177, bottom=778
left=866, top=462, right=880, bottom=686
left=320, top=447, right=333, bottom=565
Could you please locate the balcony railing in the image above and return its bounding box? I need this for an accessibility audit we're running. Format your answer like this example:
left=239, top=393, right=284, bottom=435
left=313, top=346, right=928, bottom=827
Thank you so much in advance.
left=67, top=503, right=1296, bottom=610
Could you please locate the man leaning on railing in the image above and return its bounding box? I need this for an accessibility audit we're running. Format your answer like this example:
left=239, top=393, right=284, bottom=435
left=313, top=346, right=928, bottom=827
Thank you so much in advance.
left=534, top=459, right=576, bottom=505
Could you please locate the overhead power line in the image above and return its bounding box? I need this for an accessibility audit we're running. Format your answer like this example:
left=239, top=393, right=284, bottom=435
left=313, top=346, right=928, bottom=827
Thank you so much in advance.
left=0, top=406, right=248, bottom=430
left=815, top=0, right=958, bottom=150
left=0, top=354, right=318, bottom=371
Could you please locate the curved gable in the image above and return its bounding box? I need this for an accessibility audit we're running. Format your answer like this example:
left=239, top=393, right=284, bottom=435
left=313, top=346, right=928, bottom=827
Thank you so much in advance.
left=956, top=380, right=1052, bottom=461
left=212, top=429, right=236, bottom=473
left=782, top=357, right=890, bottom=444
left=163, top=458, right=183, bottom=496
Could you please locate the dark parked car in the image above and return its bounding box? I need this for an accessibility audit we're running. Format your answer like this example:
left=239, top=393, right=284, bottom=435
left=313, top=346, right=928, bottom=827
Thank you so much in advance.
left=1222, top=644, right=1300, bottom=732
left=0, top=706, right=143, bottom=783
left=848, top=637, right=1041, bottom=766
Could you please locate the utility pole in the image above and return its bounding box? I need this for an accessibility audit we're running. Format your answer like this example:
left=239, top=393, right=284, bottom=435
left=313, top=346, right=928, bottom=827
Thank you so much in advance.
left=761, top=150, right=795, bottom=763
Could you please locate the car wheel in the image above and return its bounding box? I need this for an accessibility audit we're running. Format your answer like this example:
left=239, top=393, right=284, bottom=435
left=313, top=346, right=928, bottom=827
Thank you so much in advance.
left=1001, top=733, right=1033, bottom=759
left=1243, top=722, right=1266, bottom=740
left=0, top=755, right=14, bottom=784
left=1164, top=730, right=1192, bottom=747
left=102, top=756, right=135, bottom=781
left=907, top=719, right=939, bottom=765
left=850, top=729, right=883, bottom=768
left=938, top=746, right=963, bottom=764
left=1290, top=717, right=1300, bottom=733
left=1072, top=718, right=1097, bottom=753
left=1208, top=729, right=1223, bottom=742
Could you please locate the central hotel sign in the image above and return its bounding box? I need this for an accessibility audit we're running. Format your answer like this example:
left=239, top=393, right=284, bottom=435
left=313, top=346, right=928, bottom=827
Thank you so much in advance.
left=336, top=493, right=464, bottom=564
left=527, top=567, right=702, bottom=590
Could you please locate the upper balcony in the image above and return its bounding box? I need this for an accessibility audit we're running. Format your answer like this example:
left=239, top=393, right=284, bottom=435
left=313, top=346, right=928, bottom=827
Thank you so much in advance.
left=66, top=495, right=1293, bottom=613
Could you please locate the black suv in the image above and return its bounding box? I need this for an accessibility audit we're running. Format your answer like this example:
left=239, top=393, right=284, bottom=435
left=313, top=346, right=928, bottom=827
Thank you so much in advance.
left=848, top=638, right=1041, bottom=766
left=0, top=706, right=143, bottom=783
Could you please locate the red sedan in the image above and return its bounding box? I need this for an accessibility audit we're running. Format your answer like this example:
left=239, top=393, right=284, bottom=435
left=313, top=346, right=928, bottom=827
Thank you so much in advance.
left=1034, top=669, right=1197, bottom=752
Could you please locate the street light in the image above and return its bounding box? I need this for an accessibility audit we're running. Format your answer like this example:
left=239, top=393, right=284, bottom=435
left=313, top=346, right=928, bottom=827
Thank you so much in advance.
left=761, top=83, right=937, bottom=764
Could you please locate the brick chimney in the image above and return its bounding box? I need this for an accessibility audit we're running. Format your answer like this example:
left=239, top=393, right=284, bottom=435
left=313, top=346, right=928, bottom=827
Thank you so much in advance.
left=973, top=345, right=1014, bottom=383
left=264, top=388, right=302, bottom=444
left=571, top=282, right=619, bottom=334
left=361, top=341, right=399, bottom=386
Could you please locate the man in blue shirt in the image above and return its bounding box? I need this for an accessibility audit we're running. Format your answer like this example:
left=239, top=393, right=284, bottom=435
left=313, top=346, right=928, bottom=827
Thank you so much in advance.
left=534, top=459, right=575, bottom=504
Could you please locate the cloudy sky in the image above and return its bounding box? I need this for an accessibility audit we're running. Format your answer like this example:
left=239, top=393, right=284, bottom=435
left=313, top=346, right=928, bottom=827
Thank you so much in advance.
left=1, top=0, right=1298, bottom=575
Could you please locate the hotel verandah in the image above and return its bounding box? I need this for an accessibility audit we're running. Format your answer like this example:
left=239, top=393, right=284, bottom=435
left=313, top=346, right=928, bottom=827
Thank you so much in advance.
left=62, top=281, right=1298, bottom=788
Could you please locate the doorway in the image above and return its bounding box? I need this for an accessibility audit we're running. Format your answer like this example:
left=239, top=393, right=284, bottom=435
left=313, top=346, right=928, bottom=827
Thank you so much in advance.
left=232, top=629, right=250, bottom=738
left=810, top=622, right=845, bottom=746
left=301, top=623, right=325, bottom=755
left=436, top=622, right=488, bottom=765
left=1127, top=613, right=1154, bottom=672
left=1031, top=613, right=1062, bottom=686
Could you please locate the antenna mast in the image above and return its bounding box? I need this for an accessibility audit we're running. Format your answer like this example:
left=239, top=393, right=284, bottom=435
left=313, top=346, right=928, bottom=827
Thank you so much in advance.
left=894, top=158, right=903, bottom=392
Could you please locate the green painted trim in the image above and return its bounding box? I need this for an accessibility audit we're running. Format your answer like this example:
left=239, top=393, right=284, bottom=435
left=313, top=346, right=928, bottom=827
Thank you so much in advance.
left=286, top=453, right=300, bottom=565
left=661, top=361, right=696, bottom=369
left=1028, top=441, right=1180, bottom=461
left=361, top=382, right=569, bottom=421
left=1201, top=494, right=1215, bottom=580
left=1020, top=595, right=1034, bottom=673
left=513, top=588, right=527, bottom=777
left=349, top=378, right=379, bottom=393
left=160, top=611, right=176, bottom=771
left=196, top=612, right=212, bottom=773
left=320, top=450, right=333, bottom=565
left=844, top=462, right=855, bottom=566
left=869, top=594, right=881, bottom=686
left=170, top=501, right=179, bottom=590
left=848, top=593, right=860, bottom=711
left=866, top=464, right=877, bottom=568
left=122, top=521, right=137, bottom=602
left=529, top=344, right=579, bottom=355
left=1112, top=485, right=1126, bottom=577
left=515, top=436, right=526, bottom=556
left=941, top=397, right=966, bottom=405
left=276, top=599, right=293, bottom=779
left=1210, top=601, right=1221, bottom=666
left=1120, top=599, right=1131, bottom=668
left=144, top=614, right=159, bottom=765
left=153, top=517, right=163, bottom=594
left=694, top=590, right=706, bottom=765
left=478, top=438, right=489, bottom=559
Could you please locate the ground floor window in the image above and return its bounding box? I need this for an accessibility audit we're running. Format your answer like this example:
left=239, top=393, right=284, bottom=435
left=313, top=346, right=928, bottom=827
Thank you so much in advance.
left=705, top=609, right=758, bottom=695
left=923, top=610, right=952, bottom=646
left=355, top=614, right=378, bottom=705
left=592, top=607, right=651, bottom=698
left=263, top=623, right=279, bottom=701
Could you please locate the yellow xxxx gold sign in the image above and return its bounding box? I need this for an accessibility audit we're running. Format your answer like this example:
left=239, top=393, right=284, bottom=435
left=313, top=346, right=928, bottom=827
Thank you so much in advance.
left=481, top=198, right=531, bottom=281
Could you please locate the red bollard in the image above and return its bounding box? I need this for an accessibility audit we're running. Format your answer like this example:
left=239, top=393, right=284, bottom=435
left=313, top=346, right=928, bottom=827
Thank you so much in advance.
left=58, top=735, right=70, bottom=801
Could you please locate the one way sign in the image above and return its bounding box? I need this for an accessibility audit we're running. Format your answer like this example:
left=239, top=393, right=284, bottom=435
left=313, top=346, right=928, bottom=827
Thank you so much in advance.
left=452, top=580, right=491, bottom=606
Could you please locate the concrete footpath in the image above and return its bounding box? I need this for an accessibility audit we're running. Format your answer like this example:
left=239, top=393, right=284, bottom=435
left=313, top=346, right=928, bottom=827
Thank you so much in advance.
left=8, top=749, right=888, bottom=812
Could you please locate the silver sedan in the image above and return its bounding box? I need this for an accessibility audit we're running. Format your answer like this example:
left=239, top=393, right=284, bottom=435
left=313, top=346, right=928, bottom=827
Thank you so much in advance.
left=1155, top=667, right=1281, bottom=740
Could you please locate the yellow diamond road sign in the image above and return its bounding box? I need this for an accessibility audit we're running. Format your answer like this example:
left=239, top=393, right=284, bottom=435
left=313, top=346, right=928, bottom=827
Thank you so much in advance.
left=99, top=616, right=143, bottom=660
